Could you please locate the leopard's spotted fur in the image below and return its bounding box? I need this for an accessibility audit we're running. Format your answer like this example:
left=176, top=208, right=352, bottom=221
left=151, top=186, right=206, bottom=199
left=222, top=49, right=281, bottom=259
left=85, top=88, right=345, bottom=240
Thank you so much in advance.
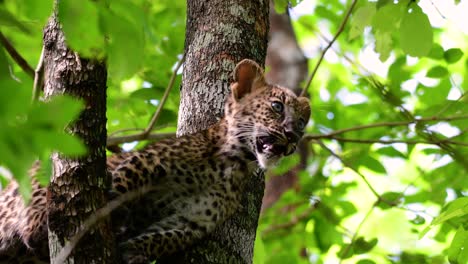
left=0, top=59, right=310, bottom=263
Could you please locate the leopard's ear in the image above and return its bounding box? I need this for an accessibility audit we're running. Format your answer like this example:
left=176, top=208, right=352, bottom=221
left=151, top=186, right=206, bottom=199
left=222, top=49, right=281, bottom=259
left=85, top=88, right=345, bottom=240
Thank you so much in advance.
left=297, top=96, right=311, bottom=121
left=231, top=59, right=266, bottom=101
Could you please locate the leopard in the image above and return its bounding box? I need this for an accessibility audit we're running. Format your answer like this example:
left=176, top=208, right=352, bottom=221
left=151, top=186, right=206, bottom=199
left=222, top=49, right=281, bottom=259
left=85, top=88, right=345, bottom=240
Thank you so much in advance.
left=0, top=59, right=311, bottom=263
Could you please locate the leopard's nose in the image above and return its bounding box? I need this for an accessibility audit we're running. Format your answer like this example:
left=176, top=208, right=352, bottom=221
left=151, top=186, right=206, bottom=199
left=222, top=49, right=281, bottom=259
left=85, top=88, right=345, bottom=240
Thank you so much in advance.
left=285, top=130, right=300, bottom=143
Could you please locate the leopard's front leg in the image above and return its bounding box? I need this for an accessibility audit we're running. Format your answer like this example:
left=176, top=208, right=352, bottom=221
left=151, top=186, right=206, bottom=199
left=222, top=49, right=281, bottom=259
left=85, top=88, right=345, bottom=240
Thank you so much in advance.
left=121, top=188, right=237, bottom=262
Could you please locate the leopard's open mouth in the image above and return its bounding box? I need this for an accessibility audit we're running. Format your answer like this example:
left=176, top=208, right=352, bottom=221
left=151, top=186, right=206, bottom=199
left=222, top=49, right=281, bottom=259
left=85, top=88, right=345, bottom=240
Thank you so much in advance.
left=256, top=136, right=290, bottom=156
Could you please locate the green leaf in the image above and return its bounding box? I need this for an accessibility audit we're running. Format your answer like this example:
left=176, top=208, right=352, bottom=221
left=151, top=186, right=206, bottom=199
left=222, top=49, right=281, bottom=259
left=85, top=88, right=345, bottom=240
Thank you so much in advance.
left=130, top=88, right=165, bottom=101
left=100, top=1, right=145, bottom=80
left=337, top=244, right=354, bottom=259
left=399, top=6, right=433, bottom=57
left=0, top=48, right=9, bottom=80
left=353, top=237, right=378, bottom=254
left=374, top=31, right=393, bottom=62
left=253, top=232, right=266, bottom=264
left=16, top=0, right=54, bottom=24
left=273, top=0, right=289, bottom=14
left=426, top=66, right=449, bottom=78
left=356, top=259, right=376, bottom=264
left=410, top=215, right=426, bottom=225
left=376, top=146, right=406, bottom=158
left=58, top=134, right=87, bottom=156
left=372, top=3, right=402, bottom=33
left=376, top=0, right=391, bottom=9
left=357, top=155, right=386, bottom=174
left=432, top=197, right=468, bottom=226
left=0, top=8, right=31, bottom=34
left=428, top=44, right=445, bottom=60
left=29, top=95, right=84, bottom=129
left=377, top=192, right=402, bottom=210
left=444, top=48, right=464, bottom=64
left=153, top=109, right=178, bottom=127
left=349, top=3, right=376, bottom=40
left=36, top=155, right=51, bottom=186
left=448, top=227, right=468, bottom=264
left=315, top=6, right=338, bottom=22
left=58, top=0, right=105, bottom=57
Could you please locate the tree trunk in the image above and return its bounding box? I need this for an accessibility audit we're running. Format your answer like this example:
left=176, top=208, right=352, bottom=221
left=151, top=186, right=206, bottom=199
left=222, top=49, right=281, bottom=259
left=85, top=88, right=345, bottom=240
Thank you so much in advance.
left=43, top=16, right=114, bottom=263
left=167, top=0, right=269, bottom=263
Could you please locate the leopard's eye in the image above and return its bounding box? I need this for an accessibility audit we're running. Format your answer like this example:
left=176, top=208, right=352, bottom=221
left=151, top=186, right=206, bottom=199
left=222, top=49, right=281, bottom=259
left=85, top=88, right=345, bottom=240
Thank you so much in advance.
left=271, top=101, right=284, bottom=113
left=297, top=118, right=306, bottom=130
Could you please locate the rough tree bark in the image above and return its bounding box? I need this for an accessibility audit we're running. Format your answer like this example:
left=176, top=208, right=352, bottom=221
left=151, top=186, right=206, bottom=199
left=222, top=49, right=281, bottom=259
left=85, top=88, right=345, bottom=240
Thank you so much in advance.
left=166, top=0, right=269, bottom=263
left=43, top=15, right=114, bottom=263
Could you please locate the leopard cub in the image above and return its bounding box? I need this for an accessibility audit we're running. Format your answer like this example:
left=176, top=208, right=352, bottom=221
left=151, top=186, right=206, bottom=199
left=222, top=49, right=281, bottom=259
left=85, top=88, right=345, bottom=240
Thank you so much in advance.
left=0, top=59, right=310, bottom=263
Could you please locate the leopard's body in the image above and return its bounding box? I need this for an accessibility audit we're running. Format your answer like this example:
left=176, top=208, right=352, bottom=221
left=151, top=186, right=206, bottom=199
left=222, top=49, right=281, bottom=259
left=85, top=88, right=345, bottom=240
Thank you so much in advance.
left=0, top=59, right=310, bottom=263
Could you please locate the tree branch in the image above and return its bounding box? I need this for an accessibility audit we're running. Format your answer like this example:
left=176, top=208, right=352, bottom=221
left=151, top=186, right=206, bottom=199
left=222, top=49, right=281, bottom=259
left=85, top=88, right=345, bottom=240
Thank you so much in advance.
left=300, top=0, right=358, bottom=97
left=0, top=30, right=35, bottom=78
left=107, top=54, right=185, bottom=146
left=322, top=136, right=468, bottom=147
left=317, top=140, right=381, bottom=199
left=32, top=45, right=45, bottom=102
left=338, top=206, right=375, bottom=263
left=261, top=198, right=320, bottom=236
left=55, top=185, right=156, bottom=263
left=304, top=114, right=468, bottom=140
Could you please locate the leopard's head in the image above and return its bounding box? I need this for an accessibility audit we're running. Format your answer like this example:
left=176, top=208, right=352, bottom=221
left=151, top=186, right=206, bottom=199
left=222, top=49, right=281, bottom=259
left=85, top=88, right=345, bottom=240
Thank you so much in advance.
left=225, top=59, right=311, bottom=168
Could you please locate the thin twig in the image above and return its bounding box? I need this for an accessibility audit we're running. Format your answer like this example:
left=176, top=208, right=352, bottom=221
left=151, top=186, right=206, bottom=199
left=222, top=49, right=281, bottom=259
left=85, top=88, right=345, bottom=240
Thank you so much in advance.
left=327, top=137, right=468, bottom=146
left=304, top=114, right=468, bottom=141
left=338, top=206, right=375, bottom=263
left=108, top=128, right=145, bottom=137
left=300, top=0, right=358, bottom=96
left=32, top=45, right=45, bottom=102
left=0, top=30, right=35, bottom=78
left=55, top=185, right=156, bottom=263
left=144, top=54, right=185, bottom=135
left=107, top=54, right=185, bottom=146
left=435, top=91, right=466, bottom=117
left=261, top=199, right=320, bottom=236
left=317, top=140, right=381, bottom=199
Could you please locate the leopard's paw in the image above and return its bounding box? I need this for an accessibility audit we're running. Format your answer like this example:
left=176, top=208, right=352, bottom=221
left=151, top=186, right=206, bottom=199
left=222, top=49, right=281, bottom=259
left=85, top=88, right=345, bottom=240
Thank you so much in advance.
left=119, top=242, right=149, bottom=264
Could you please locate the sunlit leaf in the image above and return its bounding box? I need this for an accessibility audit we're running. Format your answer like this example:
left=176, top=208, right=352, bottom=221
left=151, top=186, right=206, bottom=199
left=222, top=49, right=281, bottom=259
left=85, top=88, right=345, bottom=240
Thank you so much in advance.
left=410, top=215, right=426, bottom=225
left=353, top=237, right=378, bottom=254
left=372, top=3, right=401, bottom=33
left=337, top=244, right=354, bottom=259
left=444, top=48, right=464, bottom=64
left=356, top=259, right=376, bottom=264
left=428, top=43, right=445, bottom=60
left=100, top=1, right=145, bottom=80
left=16, top=0, right=54, bottom=24
left=374, top=31, right=392, bottom=61
left=426, top=66, right=449, bottom=78
left=448, top=227, right=468, bottom=264
left=253, top=232, right=266, bottom=264
left=130, top=88, right=165, bottom=101
left=0, top=8, right=31, bottom=34
left=357, top=155, right=386, bottom=174
left=274, top=0, right=289, bottom=14
left=399, top=6, right=433, bottom=57
left=349, top=3, right=376, bottom=40
left=58, top=0, right=104, bottom=57
left=376, top=146, right=406, bottom=158
left=377, top=192, right=402, bottom=210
